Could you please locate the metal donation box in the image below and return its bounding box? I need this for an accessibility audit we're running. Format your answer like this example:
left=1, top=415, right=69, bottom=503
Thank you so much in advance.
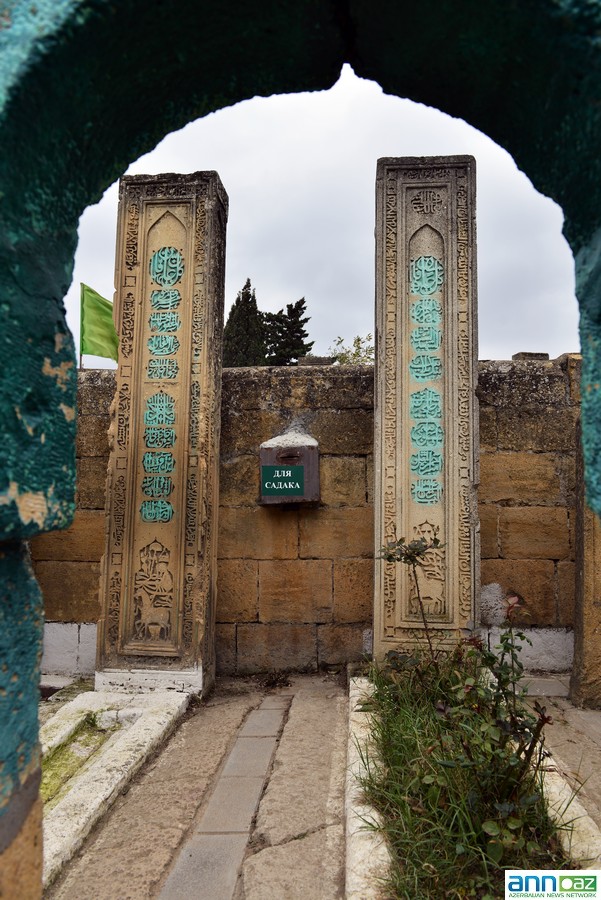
left=259, top=430, right=319, bottom=505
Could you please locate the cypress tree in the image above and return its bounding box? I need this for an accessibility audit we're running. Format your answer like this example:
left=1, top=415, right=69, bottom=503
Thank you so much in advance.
left=264, top=298, right=314, bottom=365
left=223, top=278, right=266, bottom=367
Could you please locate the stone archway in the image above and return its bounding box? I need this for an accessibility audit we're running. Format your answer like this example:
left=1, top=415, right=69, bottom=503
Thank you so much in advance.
left=1, top=0, right=601, bottom=889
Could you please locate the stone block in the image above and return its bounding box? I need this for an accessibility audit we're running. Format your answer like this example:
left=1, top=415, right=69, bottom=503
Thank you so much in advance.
left=480, top=558, right=556, bottom=626
left=29, top=510, right=105, bottom=562
left=217, top=560, right=258, bottom=622
left=77, top=624, right=97, bottom=674
left=299, top=508, right=373, bottom=559
left=41, top=623, right=79, bottom=674
left=78, top=369, right=116, bottom=416
left=479, top=452, right=560, bottom=503
left=236, top=624, right=317, bottom=673
left=219, top=455, right=258, bottom=506
left=476, top=359, right=567, bottom=408
left=333, top=558, right=374, bottom=623
left=317, top=624, right=365, bottom=665
left=497, top=407, right=578, bottom=452
left=320, top=456, right=367, bottom=506
left=310, top=409, right=373, bottom=455
left=222, top=367, right=292, bottom=411
left=221, top=366, right=375, bottom=411
left=76, top=457, right=108, bottom=509
left=479, top=504, right=499, bottom=558
left=216, top=624, right=236, bottom=675
left=35, top=561, right=101, bottom=622
left=218, top=507, right=298, bottom=560
left=76, top=414, right=110, bottom=457
left=289, top=367, right=375, bottom=410
left=499, top=507, right=570, bottom=560
left=557, top=453, right=577, bottom=506
left=558, top=352, right=581, bottom=404
left=557, top=560, right=575, bottom=627
left=258, top=559, right=332, bottom=623
left=220, top=408, right=283, bottom=455
left=478, top=405, right=497, bottom=451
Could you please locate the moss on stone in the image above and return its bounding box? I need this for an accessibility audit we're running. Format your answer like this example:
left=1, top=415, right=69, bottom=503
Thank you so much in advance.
left=41, top=713, right=119, bottom=809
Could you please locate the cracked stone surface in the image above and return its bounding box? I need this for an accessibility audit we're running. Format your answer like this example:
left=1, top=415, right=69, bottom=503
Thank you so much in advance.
left=241, top=824, right=345, bottom=899
left=46, top=683, right=263, bottom=899
left=238, top=676, right=347, bottom=899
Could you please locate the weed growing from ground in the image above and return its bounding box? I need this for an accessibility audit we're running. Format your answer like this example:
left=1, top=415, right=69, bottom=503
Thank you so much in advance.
left=363, top=538, right=568, bottom=898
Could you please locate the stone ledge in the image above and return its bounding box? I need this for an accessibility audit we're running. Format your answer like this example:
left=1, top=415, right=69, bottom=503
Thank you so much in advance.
left=345, top=677, right=390, bottom=899
left=42, top=689, right=189, bottom=889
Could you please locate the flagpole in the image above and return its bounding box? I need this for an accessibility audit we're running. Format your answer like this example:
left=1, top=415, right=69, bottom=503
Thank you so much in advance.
left=79, top=283, right=84, bottom=370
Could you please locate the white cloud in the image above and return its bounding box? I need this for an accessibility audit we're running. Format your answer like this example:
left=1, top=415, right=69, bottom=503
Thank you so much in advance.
left=67, top=64, right=578, bottom=366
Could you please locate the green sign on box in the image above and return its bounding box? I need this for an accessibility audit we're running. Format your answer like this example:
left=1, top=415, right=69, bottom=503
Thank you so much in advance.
left=261, top=465, right=304, bottom=496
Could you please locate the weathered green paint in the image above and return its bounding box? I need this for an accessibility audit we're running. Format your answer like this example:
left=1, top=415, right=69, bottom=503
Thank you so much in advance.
left=1, top=0, right=601, bottom=861
left=0, top=544, right=43, bottom=808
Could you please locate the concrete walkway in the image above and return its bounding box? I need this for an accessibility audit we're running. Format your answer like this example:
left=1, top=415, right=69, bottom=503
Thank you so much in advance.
left=45, top=675, right=347, bottom=899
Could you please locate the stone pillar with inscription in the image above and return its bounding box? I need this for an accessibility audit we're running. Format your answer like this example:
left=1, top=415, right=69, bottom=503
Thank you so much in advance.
left=374, top=156, right=479, bottom=658
left=96, top=172, right=228, bottom=693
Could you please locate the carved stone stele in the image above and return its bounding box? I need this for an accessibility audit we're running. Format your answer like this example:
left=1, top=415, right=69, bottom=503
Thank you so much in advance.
left=96, top=172, right=228, bottom=693
left=374, top=157, right=479, bottom=658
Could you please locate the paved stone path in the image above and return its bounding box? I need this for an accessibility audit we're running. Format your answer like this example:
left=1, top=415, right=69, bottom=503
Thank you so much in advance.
left=45, top=675, right=347, bottom=899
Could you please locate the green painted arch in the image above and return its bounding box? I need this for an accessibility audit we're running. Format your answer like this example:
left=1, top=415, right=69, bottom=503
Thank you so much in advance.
left=1, top=0, right=601, bottom=530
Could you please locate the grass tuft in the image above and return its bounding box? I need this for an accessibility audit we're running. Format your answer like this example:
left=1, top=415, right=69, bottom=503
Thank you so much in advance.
left=360, top=633, right=569, bottom=899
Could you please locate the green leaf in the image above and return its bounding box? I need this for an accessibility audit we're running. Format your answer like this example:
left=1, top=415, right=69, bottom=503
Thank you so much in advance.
left=482, top=820, right=501, bottom=836
left=455, top=843, right=466, bottom=856
left=506, top=816, right=523, bottom=831
left=486, top=838, right=504, bottom=863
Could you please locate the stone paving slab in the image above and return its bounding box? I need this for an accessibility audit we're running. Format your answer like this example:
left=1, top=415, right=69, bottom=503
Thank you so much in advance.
left=160, top=834, right=249, bottom=900
left=241, top=824, right=345, bottom=900
left=239, top=676, right=347, bottom=899
left=238, top=708, right=285, bottom=737
left=221, top=737, right=277, bottom=777
left=46, top=685, right=263, bottom=899
left=198, top=777, right=267, bottom=833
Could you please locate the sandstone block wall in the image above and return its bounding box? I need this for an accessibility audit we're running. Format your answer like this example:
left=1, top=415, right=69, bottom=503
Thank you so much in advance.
left=30, top=357, right=580, bottom=674
left=477, top=355, right=579, bottom=629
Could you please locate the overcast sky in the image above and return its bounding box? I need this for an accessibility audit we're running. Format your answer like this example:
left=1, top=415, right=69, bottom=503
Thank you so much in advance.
left=67, top=64, right=579, bottom=367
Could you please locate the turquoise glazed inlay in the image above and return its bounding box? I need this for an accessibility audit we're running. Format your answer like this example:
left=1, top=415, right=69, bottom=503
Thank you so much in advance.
left=149, top=312, right=181, bottom=333
left=142, top=452, right=175, bottom=474
left=410, top=387, right=442, bottom=419
left=409, top=255, right=444, bottom=503
left=411, top=422, right=444, bottom=448
left=144, top=392, right=176, bottom=426
left=140, top=500, right=174, bottom=522
left=410, top=325, right=442, bottom=352
left=410, top=256, right=444, bottom=295
left=409, top=354, right=443, bottom=382
left=150, top=291, right=181, bottom=310
left=141, top=475, right=174, bottom=498
left=410, top=298, right=443, bottom=325
left=410, top=449, right=444, bottom=476
left=411, top=478, right=444, bottom=504
left=147, top=359, right=179, bottom=379
left=147, top=334, right=180, bottom=357
left=149, top=247, right=184, bottom=287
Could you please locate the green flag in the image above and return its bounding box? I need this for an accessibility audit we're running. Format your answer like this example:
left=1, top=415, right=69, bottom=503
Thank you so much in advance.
left=80, top=283, right=119, bottom=361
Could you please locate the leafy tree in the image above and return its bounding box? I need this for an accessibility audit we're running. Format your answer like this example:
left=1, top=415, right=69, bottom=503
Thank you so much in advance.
left=328, top=333, right=375, bottom=364
left=264, top=298, right=314, bottom=366
left=223, top=278, right=266, bottom=367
